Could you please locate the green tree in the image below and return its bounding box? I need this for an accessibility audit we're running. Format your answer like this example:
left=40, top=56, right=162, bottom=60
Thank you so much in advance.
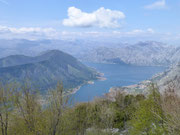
left=0, top=83, right=17, bottom=135
left=46, top=82, right=69, bottom=135
left=129, top=84, right=165, bottom=135
left=13, top=83, right=44, bottom=135
left=161, top=84, right=180, bottom=134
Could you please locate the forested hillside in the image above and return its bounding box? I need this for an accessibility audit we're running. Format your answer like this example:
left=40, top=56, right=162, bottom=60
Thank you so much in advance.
left=0, top=83, right=179, bottom=135
left=0, top=50, right=98, bottom=92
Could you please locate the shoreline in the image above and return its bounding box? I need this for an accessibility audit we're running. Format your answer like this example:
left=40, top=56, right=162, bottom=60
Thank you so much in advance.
left=67, top=72, right=107, bottom=95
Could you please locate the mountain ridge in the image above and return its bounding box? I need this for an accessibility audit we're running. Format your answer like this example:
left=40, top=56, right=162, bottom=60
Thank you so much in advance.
left=0, top=50, right=99, bottom=92
left=1, top=39, right=180, bottom=66
left=79, top=41, right=175, bottom=66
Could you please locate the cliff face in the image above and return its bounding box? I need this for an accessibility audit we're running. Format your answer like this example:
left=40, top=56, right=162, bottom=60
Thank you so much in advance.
left=151, top=63, right=180, bottom=94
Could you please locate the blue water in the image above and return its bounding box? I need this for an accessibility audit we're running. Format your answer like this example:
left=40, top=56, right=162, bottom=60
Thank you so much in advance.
left=72, top=63, right=167, bottom=103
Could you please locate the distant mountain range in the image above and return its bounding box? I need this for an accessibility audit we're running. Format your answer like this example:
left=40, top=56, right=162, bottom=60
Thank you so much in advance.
left=0, top=50, right=98, bottom=92
left=2, top=39, right=180, bottom=66
left=0, top=39, right=125, bottom=59
left=79, top=41, right=180, bottom=66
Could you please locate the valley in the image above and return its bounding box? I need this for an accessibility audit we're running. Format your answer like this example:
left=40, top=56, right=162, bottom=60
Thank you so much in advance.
left=73, top=62, right=166, bottom=102
left=1, top=1, right=180, bottom=134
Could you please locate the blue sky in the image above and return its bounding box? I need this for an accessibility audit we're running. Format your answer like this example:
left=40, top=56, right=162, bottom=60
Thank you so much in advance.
left=0, top=0, right=180, bottom=44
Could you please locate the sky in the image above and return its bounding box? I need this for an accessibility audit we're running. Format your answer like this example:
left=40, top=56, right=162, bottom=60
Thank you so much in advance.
left=0, top=0, right=180, bottom=44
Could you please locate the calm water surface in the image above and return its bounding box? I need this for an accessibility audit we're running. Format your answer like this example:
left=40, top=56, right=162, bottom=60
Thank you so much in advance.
left=73, top=63, right=167, bottom=103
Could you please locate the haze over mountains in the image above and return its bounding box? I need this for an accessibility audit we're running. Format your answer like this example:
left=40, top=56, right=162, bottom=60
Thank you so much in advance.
left=1, top=39, right=180, bottom=66
left=79, top=41, right=178, bottom=66
left=2, top=39, right=180, bottom=94
left=0, top=50, right=98, bottom=91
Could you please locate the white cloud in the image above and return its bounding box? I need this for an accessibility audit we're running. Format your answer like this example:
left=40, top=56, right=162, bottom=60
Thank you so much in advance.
left=0, top=25, right=179, bottom=44
left=62, top=7, right=125, bottom=28
left=9, top=27, right=56, bottom=34
left=59, top=28, right=156, bottom=40
left=0, top=26, right=10, bottom=33
left=144, top=0, right=166, bottom=10
left=58, top=29, right=180, bottom=44
left=147, top=28, right=155, bottom=33
left=124, top=28, right=155, bottom=36
left=126, top=29, right=144, bottom=35
left=0, top=25, right=59, bottom=40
